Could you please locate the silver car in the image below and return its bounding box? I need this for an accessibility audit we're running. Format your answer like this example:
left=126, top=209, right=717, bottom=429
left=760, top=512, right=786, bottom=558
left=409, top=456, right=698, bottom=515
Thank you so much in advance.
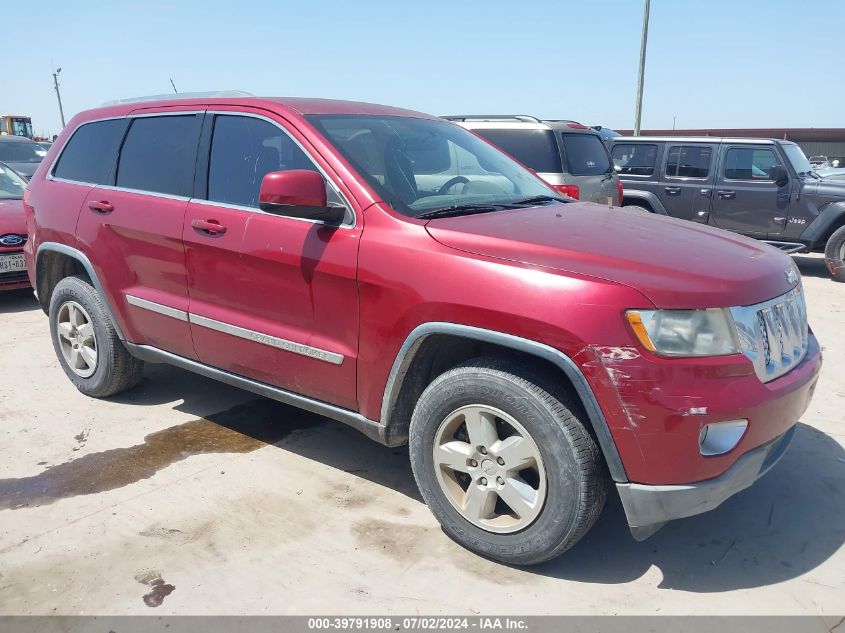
left=444, top=115, right=622, bottom=205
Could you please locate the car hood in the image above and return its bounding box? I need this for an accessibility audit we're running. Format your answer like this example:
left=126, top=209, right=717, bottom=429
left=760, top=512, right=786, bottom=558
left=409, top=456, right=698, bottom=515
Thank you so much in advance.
left=425, top=202, right=798, bottom=309
left=802, top=177, right=845, bottom=199
left=3, top=162, right=38, bottom=180
left=0, top=199, right=26, bottom=235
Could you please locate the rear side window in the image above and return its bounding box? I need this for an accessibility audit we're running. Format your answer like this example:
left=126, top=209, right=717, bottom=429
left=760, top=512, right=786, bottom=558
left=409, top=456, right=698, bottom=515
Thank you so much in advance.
left=207, top=115, right=318, bottom=208
left=560, top=133, right=611, bottom=176
left=665, top=145, right=713, bottom=178
left=724, top=147, right=779, bottom=181
left=472, top=129, right=562, bottom=173
left=611, top=143, right=658, bottom=176
left=116, top=115, right=200, bottom=196
left=53, top=119, right=127, bottom=184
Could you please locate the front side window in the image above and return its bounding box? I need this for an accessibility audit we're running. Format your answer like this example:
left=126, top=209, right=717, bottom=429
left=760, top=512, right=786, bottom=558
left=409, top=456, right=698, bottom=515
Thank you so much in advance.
left=116, top=115, right=200, bottom=196
left=665, top=145, right=713, bottom=178
left=0, top=163, right=27, bottom=199
left=207, top=115, right=318, bottom=208
left=53, top=119, right=127, bottom=184
left=611, top=143, right=658, bottom=176
left=724, top=147, right=779, bottom=181
left=560, top=133, right=611, bottom=176
left=307, top=115, right=555, bottom=217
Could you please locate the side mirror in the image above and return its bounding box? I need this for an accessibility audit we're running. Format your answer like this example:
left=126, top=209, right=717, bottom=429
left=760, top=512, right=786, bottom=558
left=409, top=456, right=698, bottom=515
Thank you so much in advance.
left=767, top=164, right=788, bottom=187
left=258, top=170, right=346, bottom=225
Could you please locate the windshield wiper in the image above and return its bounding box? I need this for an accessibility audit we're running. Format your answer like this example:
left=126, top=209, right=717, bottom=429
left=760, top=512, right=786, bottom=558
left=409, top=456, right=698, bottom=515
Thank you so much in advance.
left=798, top=170, right=822, bottom=180
left=508, top=195, right=568, bottom=206
left=415, top=203, right=511, bottom=220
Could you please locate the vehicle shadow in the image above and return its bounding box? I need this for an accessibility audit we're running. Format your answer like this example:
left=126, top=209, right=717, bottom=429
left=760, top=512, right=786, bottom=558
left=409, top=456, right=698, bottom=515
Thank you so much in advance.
left=793, top=254, right=831, bottom=279
left=109, top=364, right=844, bottom=592
left=0, top=287, right=38, bottom=313
left=531, top=422, right=845, bottom=592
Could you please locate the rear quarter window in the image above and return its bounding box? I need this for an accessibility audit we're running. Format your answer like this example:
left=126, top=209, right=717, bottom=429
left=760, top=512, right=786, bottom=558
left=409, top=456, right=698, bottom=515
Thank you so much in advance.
left=53, top=119, right=128, bottom=184
left=471, top=129, right=562, bottom=174
left=611, top=143, right=658, bottom=176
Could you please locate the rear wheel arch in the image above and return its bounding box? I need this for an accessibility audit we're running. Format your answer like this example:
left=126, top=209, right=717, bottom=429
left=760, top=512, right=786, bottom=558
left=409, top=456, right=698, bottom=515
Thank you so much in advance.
left=620, top=190, right=663, bottom=214
left=35, top=243, right=126, bottom=340
left=380, top=323, right=628, bottom=482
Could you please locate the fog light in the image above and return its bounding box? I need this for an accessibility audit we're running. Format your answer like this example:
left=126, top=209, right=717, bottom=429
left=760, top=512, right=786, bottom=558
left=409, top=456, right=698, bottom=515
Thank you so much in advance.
left=698, top=419, right=748, bottom=456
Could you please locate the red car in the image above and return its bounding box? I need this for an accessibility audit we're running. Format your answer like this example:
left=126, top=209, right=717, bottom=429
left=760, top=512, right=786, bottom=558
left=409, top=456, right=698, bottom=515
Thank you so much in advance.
left=24, top=95, right=822, bottom=564
left=0, top=161, right=30, bottom=290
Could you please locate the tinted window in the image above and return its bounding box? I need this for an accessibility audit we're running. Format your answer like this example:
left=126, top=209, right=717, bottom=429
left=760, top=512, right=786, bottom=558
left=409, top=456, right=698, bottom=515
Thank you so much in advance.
left=0, top=139, right=47, bottom=164
left=666, top=145, right=712, bottom=178
left=611, top=143, right=658, bottom=176
left=207, top=115, right=319, bottom=208
left=724, top=147, right=779, bottom=180
left=53, top=119, right=127, bottom=184
left=560, top=133, right=611, bottom=176
left=116, top=115, right=199, bottom=196
left=472, top=129, right=562, bottom=173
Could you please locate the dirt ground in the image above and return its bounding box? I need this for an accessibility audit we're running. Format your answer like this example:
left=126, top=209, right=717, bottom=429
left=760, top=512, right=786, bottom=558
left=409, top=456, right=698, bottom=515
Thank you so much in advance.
left=0, top=253, right=843, bottom=616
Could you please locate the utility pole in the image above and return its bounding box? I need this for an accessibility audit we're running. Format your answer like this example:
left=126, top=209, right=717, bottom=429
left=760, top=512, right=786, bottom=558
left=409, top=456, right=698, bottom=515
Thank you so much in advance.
left=633, top=0, right=651, bottom=136
left=52, top=68, right=66, bottom=128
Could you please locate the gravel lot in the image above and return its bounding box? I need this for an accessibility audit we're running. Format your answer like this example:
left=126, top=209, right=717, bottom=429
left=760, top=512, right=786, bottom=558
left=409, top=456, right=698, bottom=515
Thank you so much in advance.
left=0, top=254, right=843, bottom=616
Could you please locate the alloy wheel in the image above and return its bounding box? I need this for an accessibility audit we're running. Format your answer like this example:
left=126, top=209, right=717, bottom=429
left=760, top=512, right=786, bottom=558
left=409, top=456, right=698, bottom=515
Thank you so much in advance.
left=56, top=301, right=98, bottom=378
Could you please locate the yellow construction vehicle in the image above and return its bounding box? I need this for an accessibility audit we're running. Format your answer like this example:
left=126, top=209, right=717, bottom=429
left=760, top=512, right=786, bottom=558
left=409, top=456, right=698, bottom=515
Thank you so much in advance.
left=0, top=115, right=34, bottom=139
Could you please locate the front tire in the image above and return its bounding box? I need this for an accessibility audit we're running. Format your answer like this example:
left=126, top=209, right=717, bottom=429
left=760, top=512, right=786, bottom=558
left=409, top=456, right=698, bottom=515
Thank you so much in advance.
left=824, top=225, right=845, bottom=282
left=49, top=275, right=144, bottom=397
left=409, top=358, right=606, bottom=565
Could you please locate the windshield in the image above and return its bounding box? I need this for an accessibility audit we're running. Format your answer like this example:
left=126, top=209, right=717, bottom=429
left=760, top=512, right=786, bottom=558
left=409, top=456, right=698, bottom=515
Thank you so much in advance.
left=0, top=140, right=47, bottom=163
left=0, top=163, right=27, bottom=199
left=560, top=133, right=612, bottom=176
left=782, top=144, right=813, bottom=174
left=306, top=115, right=556, bottom=217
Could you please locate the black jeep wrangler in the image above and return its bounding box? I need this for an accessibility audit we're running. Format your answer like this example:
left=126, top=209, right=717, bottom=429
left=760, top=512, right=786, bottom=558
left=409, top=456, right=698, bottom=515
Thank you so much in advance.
left=610, top=136, right=845, bottom=281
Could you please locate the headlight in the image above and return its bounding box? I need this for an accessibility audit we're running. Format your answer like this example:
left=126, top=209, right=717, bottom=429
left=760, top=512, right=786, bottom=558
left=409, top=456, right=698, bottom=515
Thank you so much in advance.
left=626, top=308, right=740, bottom=357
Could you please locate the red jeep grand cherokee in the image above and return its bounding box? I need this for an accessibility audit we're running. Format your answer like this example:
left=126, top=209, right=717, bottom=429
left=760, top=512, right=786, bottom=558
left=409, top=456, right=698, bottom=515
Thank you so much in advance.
left=24, top=95, right=822, bottom=564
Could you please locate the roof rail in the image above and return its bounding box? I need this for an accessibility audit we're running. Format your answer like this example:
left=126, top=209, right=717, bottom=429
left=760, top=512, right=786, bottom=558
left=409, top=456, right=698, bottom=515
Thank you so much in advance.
left=101, top=90, right=254, bottom=106
left=442, top=115, right=542, bottom=123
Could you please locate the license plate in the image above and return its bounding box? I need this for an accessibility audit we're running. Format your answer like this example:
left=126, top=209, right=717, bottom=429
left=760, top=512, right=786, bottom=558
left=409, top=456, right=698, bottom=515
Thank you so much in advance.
left=0, top=253, right=26, bottom=273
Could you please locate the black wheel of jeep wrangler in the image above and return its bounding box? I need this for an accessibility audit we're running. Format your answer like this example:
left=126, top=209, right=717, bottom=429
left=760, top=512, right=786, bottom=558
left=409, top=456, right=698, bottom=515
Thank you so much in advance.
left=49, top=275, right=144, bottom=397
left=408, top=357, right=606, bottom=565
left=824, top=225, right=845, bottom=282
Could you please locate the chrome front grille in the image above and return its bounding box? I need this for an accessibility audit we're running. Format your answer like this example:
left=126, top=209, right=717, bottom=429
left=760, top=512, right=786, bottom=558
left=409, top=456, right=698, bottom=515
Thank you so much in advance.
left=730, top=286, right=809, bottom=383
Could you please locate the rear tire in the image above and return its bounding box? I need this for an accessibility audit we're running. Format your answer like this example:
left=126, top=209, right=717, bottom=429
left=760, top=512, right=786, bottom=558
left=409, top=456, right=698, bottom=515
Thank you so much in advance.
left=49, top=275, right=144, bottom=397
left=409, top=357, right=606, bottom=565
left=824, top=225, right=845, bottom=282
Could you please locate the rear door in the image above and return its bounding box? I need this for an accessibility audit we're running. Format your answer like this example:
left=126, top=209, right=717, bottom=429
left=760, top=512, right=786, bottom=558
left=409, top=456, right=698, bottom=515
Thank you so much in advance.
left=657, top=143, right=716, bottom=222
left=558, top=132, right=617, bottom=204
left=184, top=109, right=361, bottom=410
left=710, top=144, right=789, bottom=237
left=75, top=110, right=203, bottom=359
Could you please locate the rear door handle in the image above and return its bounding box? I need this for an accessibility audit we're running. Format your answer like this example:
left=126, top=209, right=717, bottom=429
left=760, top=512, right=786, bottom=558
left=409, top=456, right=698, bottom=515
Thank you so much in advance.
left=717, top=190, right=736, bottom=199
left=88, top=200, right=114, bottom=214
left=664, top=186, right=681, bottom=195
left=191, top=219, right=227, bottom=235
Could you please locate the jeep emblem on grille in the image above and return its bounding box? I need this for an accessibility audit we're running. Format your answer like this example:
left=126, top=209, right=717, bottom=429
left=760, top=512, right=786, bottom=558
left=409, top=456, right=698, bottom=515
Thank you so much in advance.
left=785, top=268, right=798, bottom=285
left=0, top=234, right=24, bottom=247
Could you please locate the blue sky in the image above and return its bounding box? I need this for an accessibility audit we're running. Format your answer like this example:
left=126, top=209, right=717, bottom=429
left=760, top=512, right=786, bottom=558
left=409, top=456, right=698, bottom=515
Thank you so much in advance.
left=3, top=0, right=842, bottom=138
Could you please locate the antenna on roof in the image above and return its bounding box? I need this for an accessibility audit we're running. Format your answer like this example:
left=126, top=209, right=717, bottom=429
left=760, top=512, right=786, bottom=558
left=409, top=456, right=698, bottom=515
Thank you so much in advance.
left=170, top=78, right=178, bottom=94
left=101, top=90, right=254, bottom=106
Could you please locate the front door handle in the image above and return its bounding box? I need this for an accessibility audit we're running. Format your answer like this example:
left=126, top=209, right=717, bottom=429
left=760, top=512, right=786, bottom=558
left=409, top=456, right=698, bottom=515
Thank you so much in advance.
left=664, top=186, right=681, bottom=195
left=700, top=188, right=712, bottom=198
left=191, top=219, right=227, bottom=235
left=717, top=190, right=736, bottom=199
left=88, top=200, right=114, bottom=214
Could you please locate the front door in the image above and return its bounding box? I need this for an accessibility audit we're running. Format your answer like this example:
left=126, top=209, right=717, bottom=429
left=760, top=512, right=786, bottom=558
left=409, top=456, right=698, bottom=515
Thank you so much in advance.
left=710, top=144, right=790, bottom=237
left=184, top=110, right=361, bottom=410
left=657, top=143, right=716, bottom=222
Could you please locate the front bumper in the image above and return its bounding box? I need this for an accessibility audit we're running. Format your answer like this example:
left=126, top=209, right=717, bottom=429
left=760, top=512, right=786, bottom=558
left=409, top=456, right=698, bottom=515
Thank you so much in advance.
left=617, top=425, right=795, bottom=540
